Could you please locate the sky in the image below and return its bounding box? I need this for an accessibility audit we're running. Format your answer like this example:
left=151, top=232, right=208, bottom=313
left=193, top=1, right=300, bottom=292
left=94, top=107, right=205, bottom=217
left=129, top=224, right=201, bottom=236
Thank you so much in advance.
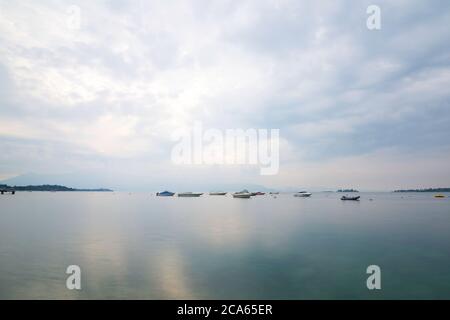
left=0, top=0, right=449, bottom=191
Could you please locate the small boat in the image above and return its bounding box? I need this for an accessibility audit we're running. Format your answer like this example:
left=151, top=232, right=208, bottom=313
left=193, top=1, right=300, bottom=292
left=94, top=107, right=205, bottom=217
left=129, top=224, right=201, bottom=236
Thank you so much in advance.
left=269, top=192, right=279, bottom=194
left=434, top=194, right=446, bottom=198
left=156, top=191, right=175, bottom=197
left=294, top=191, right=312, bottom=197
left=254, top=192, right=265, bottom=195
left=233, top=190, right=252, bottom=198
left=209, top=192, right=227, bottom=196
left=1, top=190, right=16, bottom=195
left=233, top=193, right=252, bottom=198
left=341, top=195, right=360, bottom=201
left=178, top=192, right=203, bottom=197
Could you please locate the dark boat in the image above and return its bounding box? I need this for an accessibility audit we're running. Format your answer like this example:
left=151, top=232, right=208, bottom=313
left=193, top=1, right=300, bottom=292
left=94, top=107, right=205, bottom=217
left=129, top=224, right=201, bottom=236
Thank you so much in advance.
left=0, top=189, right=15, bottom=195
left=341, top=195, right=360, bottom=201
left=156, top=191, right=175, bottom=197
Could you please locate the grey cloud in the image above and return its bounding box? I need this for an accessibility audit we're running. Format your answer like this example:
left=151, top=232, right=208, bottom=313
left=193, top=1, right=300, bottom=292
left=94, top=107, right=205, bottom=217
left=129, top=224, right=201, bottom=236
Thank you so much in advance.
left=0, top=0, right=449, bottom=189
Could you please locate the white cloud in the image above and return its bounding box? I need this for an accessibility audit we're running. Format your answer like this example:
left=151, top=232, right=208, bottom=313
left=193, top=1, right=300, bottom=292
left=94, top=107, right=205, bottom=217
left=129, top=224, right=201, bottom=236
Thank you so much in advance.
left=0, top=0, right=449, bottom=189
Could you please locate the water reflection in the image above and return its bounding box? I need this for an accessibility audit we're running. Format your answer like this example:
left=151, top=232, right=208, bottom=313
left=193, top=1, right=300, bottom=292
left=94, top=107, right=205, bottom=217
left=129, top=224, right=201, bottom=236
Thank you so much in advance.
left=0, top=192, right=450, bottom=299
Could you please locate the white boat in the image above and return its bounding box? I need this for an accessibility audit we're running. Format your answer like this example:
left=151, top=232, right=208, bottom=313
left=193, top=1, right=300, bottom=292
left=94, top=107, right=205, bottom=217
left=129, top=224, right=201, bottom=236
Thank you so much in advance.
left=178, top=192, right=203, bottom=197
left=233, top=193, right=252, bottom=198
left=209, top=192, right=227, bottom=195
left=294, top=191, right=312, bottom=197
left=232, top=190, right=252, bottom=198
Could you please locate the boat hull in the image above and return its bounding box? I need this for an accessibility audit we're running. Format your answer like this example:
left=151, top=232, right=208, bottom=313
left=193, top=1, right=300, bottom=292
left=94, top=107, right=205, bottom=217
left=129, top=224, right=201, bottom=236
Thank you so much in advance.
left=341, top=196, right=360, bottom=201
left=178, top=193, right=203, bottom=197
left=232, top=193, right=251, bottom=198
left=156, top=191, right=175, bottom=197
left=294, top=193, right=312, bottom=197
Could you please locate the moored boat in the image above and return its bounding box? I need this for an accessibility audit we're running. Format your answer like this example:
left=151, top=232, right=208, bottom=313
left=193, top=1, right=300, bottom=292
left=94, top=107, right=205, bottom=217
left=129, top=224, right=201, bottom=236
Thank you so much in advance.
left=0, top=189, right=15, bottom=195
left=233, top=190, right=252, bottom=198
left=341, top=195, right=360, bottom=201
left=254, top=192, right=265, bottom=195
left=233, top=193, right=252, bottom=198
left=434, top=194, right=446, bottom=198
left=156, top=191, right=175, bottom=197
left=178, top=192, right=203, bottom=197
left=294, top=191, right=312, bottom=197
left=209, top=192, right=227, bottom=195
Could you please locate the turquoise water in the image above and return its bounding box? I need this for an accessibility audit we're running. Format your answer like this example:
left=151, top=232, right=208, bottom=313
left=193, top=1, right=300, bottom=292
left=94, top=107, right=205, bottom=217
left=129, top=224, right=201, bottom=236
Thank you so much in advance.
left=0, top=192, right=449, bottom=299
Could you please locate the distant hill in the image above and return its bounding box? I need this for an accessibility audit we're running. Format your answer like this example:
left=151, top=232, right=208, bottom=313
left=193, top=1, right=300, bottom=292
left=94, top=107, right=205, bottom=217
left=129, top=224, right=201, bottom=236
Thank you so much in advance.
left=0, top=173, right=94, bottom=188
left=394, top=188, right=450, bottom=193
left=0, top=184, right=112, bottom=192
left=0, top=173, right=275, bottom=192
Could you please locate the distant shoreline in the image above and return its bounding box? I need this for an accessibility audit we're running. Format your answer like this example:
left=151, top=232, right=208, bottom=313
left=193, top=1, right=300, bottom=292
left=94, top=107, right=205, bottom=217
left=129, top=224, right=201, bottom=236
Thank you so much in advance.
left=0, top=184, right=113, bottom=192
left=2, top=184, right=449, bottom=193
left=393, top=188, right=450, bottom=193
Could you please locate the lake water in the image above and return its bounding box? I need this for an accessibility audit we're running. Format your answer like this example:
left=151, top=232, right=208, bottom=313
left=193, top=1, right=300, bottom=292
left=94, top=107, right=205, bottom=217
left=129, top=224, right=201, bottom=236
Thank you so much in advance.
left=0, top=191, right=449, bottom=299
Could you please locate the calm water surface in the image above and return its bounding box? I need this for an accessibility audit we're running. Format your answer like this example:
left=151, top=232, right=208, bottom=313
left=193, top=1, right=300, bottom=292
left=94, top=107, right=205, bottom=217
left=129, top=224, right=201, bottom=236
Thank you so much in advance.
left=0, top=192, right=449, bottom=299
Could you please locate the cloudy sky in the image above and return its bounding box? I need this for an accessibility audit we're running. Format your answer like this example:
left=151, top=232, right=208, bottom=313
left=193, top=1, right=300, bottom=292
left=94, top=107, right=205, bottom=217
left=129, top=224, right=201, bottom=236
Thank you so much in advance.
left=0, top=0, right=449, bottom=191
